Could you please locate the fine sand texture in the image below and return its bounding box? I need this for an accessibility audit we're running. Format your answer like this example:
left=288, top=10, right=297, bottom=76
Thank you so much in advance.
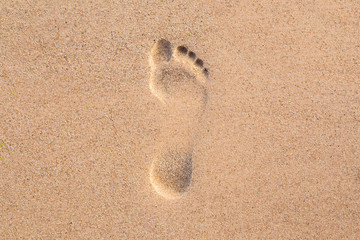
left=1, top=1, right=359, bottom=239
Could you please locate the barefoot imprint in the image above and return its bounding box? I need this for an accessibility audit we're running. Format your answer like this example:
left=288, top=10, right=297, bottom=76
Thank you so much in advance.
left=149, top=39, right=209, bottom=199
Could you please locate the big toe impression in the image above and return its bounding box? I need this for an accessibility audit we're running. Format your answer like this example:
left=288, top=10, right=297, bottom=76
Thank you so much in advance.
left=150, top=38, right=172, bottom=67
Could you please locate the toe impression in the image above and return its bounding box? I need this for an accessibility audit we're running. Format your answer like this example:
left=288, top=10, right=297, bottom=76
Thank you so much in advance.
left=150, top=39, right=172, bottom=67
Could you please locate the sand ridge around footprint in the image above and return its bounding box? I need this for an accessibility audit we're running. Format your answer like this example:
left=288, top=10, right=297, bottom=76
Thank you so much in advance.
left=149, top=39, right=209, bottom=199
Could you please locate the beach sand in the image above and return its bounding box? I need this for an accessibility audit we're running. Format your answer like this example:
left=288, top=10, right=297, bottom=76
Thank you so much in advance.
left=1, top=1, right=359, bottom=239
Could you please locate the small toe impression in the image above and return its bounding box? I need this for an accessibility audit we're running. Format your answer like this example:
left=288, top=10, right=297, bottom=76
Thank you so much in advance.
left=203, top=68, right=209, bottom=77
left=177, top=46, right=188, bottom=55
left=195, top=58, right=204, bottom=68
left=188, top=51, right=196, bottom=60
left=150, top=38, right=172, bottom=65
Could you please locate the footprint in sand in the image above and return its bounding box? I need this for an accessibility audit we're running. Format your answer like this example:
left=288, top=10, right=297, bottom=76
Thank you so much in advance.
left=149, top=39, right=209, bottom=199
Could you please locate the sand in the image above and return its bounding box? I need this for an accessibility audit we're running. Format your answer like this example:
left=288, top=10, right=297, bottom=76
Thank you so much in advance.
left=1, top=1, right=359, bottom=239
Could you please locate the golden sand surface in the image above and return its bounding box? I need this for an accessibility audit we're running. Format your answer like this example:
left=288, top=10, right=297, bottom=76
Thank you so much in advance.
left=1, top=1, right=359, bottom=239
